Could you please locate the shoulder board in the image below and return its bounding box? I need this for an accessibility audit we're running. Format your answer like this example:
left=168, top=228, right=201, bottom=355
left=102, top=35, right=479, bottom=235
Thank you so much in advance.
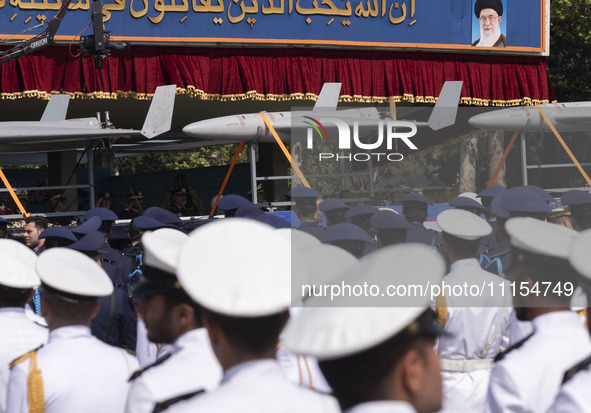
left=487, top=247, right=510, bottom=259
left=9, top=345, right=44, bottom=369
left=128, top=353, right=172, bottom=382
left=33, top=320, right=48, bottom=329
left=563, top=354, right=591, bottom=385
left=494, top=332, right=534, bottom=362
left=152, top=389, right=205, bottom=413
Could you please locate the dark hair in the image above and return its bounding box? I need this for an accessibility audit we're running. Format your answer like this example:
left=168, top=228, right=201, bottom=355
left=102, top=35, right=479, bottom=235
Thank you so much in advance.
left=0, top=286, right=32, bottom=307
left=571, top=210, right=591, bottom=231
left=319, top=335, right=429, bottom=411
left=442, top=233, right=481, bottom=258
left=0, top=228, right=7, bottom=239
left=98, top=221, right=113, bottom=236
left=25, top=217, right=49, bottom=231
left=43, top=290, right=95, bottom=324
left=205, top=310, right=287, bottom=354
left=163, top=289, right=203, bottom=329
left=376, top=229, right=407, bottom=247
left=327, top=239, right=366, bottom=259
left=128, top=219, right=142, bottom=242
left=295, top=199, right=317, bottom=219
left=402, top=203, right=427, bottom=224
left=325, top=210, right=347, bottom=226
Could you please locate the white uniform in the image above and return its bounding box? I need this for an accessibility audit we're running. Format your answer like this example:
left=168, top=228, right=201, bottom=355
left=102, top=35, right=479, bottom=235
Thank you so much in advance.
left=550, top=365, right=591, bottom=413
left=166, top=359, right=340, bottom=413
left=276, top=346, right=332, bottom=393
left=135, top=318, right=173, bottom=367
left=6, top=325, right=138, bottom=413
left=0, top=308, right=48, bottom=413
left=486, top=311, right=591, bottom=413
left=435, top=258, right=512, bottom=413
left=347, top=401, right=417, bottom=413
left=125, top=328, right=222, bottom=413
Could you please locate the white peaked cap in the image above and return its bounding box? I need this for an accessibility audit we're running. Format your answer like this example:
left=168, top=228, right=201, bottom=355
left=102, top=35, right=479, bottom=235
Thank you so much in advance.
left=506, top=217, right=578, bottom=259
left=0, top=239, right=40, bottom=289
left=142, top=228, right=189, bottom=274
left=178, top=219, right=295, bottom=317
left=276, top=228, right=321, bottom=252
left=437, top=209, right=492, bottom=240
left=284, top=243, right=445, bottom=360
left=570, top=229, right=591, bottom=282
left=36, top=248, right=113, bottom=300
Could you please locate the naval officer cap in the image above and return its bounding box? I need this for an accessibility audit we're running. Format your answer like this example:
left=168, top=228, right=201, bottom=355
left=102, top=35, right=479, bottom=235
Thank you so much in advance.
left=71, top=215, right=102, bottom=238
left=144, top=206, right=183, bottom=225
left=276, top=228, right=321, bottom=252
left=134, top=228, right=189, bottom=299
left=235, top=205, right=265, bottom=219
left=500, top=186, right=551, bottom=217
left=178, top=219, right=294, bottom=317
left=256, top=213, right=291, bottom=229
left=344, top=205, right=379, bottom=220
left=370, top=210, right=414, bottom=230
left=84, top=207, right=118, bottom=222
left=397, top=192, right=432, bottom=205
left=448, top=196, right=489, bottom=215
left=562, top=190, right=591, bottom=208
left=478, top=185, right=507, bottom=200
left=0, top=217, right=10, bottom=227
left=289, top=186, right=322, bottom=199
left=320, top=223, right=374, bottom=244
left=0, top=239, right=40, bottom=289
left=284, top=243, right=446, bottom=360
left=39, top=226, right=77, bottom=242
left=489, top=195, right=510, bottom=219
left=319, top=198, right=349, bottom=213
left=36, top=248, right=113, bottom=301
left=474, top=0, right=503, bottom=17
left=67, top=231, right=105, bottom=253
left=217, top=194, right=251, bottom=211
left=569, top=229, right=591, bottom=291
left=132, top=215, right=174, bottom=231
left=437, top=209, right=492, bottom=240
left=505, top=217, right=578, bottom=268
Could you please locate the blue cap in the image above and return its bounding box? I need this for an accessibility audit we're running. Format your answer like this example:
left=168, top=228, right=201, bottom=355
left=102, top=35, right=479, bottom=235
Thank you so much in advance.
left=448, top=196, right=489, bottom=215
left=562, top=190, right=591, bottom=207
left=143, top=207, right=182, bottom=225
left=84, top=207, right=118, bottom=222
left=319, top=199, right=349, bottom=213
left=398, top=193, right=432, bottom=205
left=500, top=187, right=551, bottom=215
left=289, top=187, right=322, bottom=199
left=370, top=211, right=414, bottom=230
left=235, top=205, right=265, bottom=219
left=218, top=194, right=252, bottom=211
left=132, top=216, right=173, bottom=231
left=71, top=216, right=102, bottom=237
left=256, top=213, right=291, bottom=229
left=344, top=205, right=380, bottom=220
left=527, top=185, right=555, bottom=203
left=39, top=227, right=77, bottom=243
left=489, top=195, right=510, bottom=219
left=0, top=217, right=10, bottom=226
left=320, top=223, right=374, bottom=244
left=67, top=231, right=106, bottom=252
left=478, top=185, right=507, bottom=199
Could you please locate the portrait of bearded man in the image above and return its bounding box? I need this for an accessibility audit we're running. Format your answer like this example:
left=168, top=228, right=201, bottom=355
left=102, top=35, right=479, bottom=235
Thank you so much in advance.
left=472, top=0, right=506, bottom=48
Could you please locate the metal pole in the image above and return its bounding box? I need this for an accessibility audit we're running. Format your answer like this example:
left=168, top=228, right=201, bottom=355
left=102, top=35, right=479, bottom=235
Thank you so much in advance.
left=249, top=143, right=258, bottom=204
left=88, top=150, right=95, bottom=209
left=368, top=150, right=374, bottom=198
left=520, top=133, right=528, bottom=185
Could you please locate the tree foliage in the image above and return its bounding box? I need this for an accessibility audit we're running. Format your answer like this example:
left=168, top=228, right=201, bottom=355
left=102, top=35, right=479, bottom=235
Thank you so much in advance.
left=547, top=0, right=591, bottom=101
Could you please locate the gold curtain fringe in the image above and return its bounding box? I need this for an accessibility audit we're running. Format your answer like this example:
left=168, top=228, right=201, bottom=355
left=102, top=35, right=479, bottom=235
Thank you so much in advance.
left=0, top=88, right=556, bottom=107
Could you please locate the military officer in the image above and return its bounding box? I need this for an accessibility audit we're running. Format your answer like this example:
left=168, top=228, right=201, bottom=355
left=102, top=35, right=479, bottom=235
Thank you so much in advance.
left=486, top=218, right=591, bottom=413
left=6, top=248, right=138, bottom=413
left=119, top=190, right=144, bottom=220
left=165, top=219, right=340, bottom=413
left=435, top=209, right=511, bottom=413
left=320, top=222, right=375, bottom=258
left=37, top=227, right=77, bottom=249
left=398, top=192, right=442, bottom=246
left=217, top=194, right=252, bottom=218
left=125, top=229, right=222, bottom=413
left=562, top=189, right=591, bottom=231
left=370, top=209, right=414, bottom=247
left=0, top=240, right=48, bottom=413
left=284, top=243, right=447, bottom=413
left=318, top=198, right=349, bottom=227
left=290, top=186, right=325, bottom=239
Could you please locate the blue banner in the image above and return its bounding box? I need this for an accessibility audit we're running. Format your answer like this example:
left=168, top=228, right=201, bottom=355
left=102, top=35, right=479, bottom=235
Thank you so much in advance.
left=0, top=0, right=546, bottom=53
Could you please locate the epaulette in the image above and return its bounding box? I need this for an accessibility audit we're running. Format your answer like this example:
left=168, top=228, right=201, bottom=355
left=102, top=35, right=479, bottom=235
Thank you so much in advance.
left=9, top=345, right=44, bottom=369
left=152, top=389, right=205, bottom=413
left=562, top=354, right=591, bottom=385
left=494, top=332, right=534, bottom=362
left=128, top=353, right=172, bottom=382
left=487, top=247, right=511, bottom=259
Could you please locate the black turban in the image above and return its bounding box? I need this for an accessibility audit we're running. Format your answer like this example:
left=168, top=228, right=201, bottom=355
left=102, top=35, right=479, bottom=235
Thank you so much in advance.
left=474, top=0, right=503, bottom=17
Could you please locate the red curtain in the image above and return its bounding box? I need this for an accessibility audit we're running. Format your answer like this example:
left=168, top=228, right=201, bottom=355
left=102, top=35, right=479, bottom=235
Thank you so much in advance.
left=0, top=46, right=555, bottom=105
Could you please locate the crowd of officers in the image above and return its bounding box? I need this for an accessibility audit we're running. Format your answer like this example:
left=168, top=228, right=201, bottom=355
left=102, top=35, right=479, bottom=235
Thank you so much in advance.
left=1, top=183, right=591, bottom=413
